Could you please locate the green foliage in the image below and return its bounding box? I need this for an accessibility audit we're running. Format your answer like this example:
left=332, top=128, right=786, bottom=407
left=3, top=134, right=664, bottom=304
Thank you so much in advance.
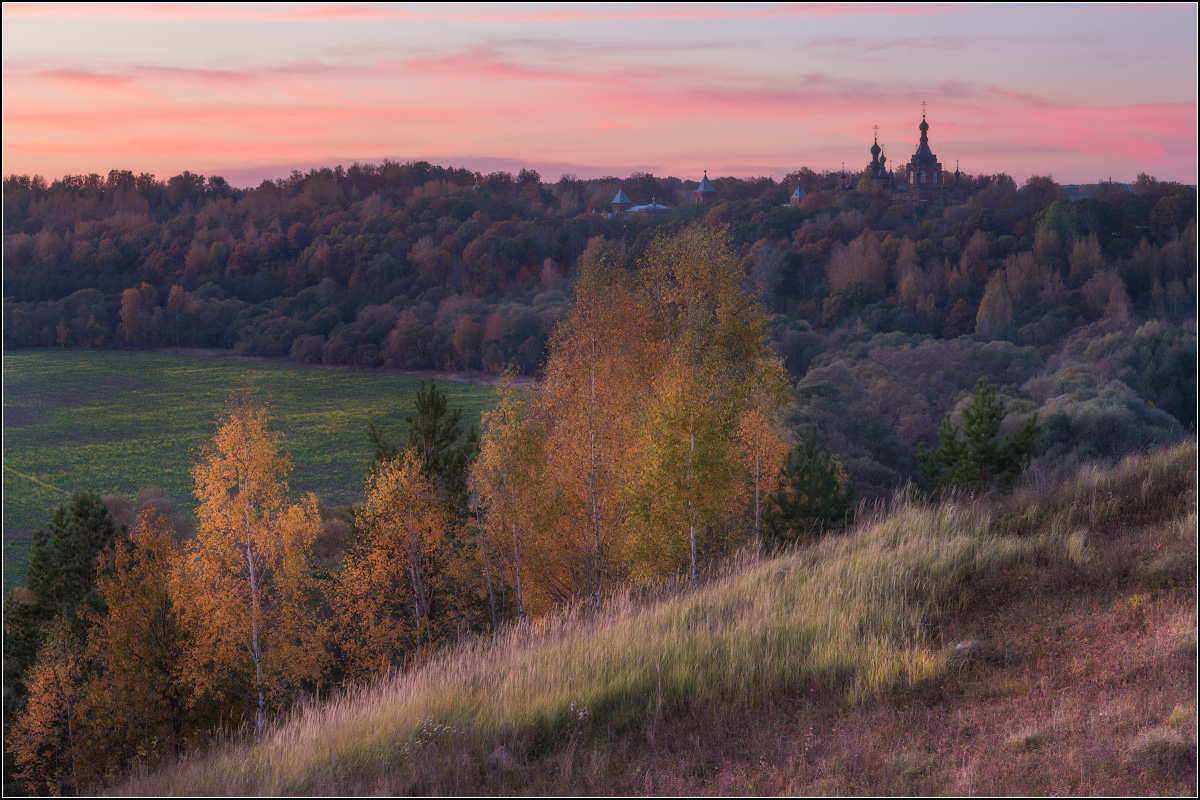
left=1079, top=322, right=1197, bottom=430
left=763, top=433, right=856, bottom=544
left=4, top=494, right=120, bottom=795
left=920, top=377, right=1039, bottom=494
left=369, top=379, right=480, bottom=512
left=4, top=494, right=121, bottom=704
left=27, top=493, right=122, bottom=622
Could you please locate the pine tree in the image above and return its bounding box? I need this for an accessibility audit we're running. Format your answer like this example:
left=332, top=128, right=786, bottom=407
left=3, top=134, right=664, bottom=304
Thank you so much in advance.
left=762, top=433, right=856, bottom=545
left=4, top=493, right=122, bottom=714
left=369, top=379, right=478, bottom=513
left=919, top=377, right=1039, bottom=494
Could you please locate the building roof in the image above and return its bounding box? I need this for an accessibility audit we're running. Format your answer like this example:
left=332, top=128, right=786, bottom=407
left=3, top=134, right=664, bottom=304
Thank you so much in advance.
left=914, top=114, right=936, bottom=162
left=696, top=171, right=716, bottom=193
left=612, top=188, right=632, bottom=205
left=791, top=185, right=807, bottom=199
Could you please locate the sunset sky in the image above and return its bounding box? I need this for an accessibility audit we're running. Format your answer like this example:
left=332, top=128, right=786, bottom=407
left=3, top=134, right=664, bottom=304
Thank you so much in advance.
left=3, top=2, right=1196, bottom=188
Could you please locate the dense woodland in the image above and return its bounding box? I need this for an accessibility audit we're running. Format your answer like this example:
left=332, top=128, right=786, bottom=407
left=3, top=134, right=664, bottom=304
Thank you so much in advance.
left=4, top=161, right=1196, bottom=496
left=2, top=162, right=1196, bottom=793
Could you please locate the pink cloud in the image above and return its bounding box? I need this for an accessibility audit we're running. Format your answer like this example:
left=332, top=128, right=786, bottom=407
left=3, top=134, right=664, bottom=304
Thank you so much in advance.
left=4, top=2, right=967, bottom=23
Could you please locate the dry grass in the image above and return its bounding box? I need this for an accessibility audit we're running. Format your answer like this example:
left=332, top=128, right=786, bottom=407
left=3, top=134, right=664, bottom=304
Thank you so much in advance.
left=114, top=441, right=1197, bottom=795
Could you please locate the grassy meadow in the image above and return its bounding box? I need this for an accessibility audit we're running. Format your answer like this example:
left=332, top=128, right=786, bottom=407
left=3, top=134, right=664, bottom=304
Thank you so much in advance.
left=2, top=350, right=495, bottom=591
left=115, top=442, right=1196, bottom=795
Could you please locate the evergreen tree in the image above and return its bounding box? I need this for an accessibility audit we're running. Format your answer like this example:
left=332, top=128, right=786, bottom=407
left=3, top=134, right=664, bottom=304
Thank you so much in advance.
left=369, top=380, right=479, bottom=512
left=4, top=493, right=122, bottom=708
left=762, top=433, right=856, bottom=545
left=919, top=377, right=1039, bottom=494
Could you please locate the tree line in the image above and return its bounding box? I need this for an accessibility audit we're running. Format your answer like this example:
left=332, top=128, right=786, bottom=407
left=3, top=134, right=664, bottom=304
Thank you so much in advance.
left=5, top=163, right=1194, bottom=383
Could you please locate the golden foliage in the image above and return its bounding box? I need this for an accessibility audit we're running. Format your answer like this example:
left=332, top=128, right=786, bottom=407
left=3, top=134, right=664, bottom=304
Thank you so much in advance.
left=79, top=509, right=194, bottom=776
left=473, top=226, right=790, bottom=601
left=8, top=615, right=86, bottom=795
left=473, top=377, right=550, bottom=618
left=177, top=394, right=327, bottom=733
left=337, top=450, right=458, bottom=679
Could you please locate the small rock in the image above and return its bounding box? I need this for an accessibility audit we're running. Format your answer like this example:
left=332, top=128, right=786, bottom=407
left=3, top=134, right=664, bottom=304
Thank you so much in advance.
left=953, top=640, right=990, bottom=662
left=488, top=745, right=517, bottom=770
left=953, top=640, right=1022, bottom=666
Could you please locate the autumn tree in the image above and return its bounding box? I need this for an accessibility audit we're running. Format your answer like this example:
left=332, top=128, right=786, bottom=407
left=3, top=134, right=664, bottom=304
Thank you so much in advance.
left=975, top=273, right=1013, bottom=340
left=177, top=395, right=327, bottom=735
left=119, top=287, right=143, bottom=345
left=8, top=615, right=86, bottom=795
left=337, top=450, right=459, bottom=679
left=737, top=388, right=790, bottom=549
left=632, top=226, right=789, bottom=584
left=472, top=378, right=548, bottom=621
left=630, top=353, right=742, bottom=584
left=538, top=258, right=655, bottom=600
left=79, top=509, right=200, bottom=775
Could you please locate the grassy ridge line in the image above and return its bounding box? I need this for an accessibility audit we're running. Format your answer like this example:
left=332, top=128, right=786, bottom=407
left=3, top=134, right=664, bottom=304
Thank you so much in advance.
left=123, top=443, right=1196, bottom=795
left=2, top=350, right=496, bottom=591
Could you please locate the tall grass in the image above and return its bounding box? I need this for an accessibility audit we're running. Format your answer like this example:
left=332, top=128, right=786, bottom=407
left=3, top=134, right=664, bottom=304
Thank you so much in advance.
left=119, top=441, right=1196, bottom=795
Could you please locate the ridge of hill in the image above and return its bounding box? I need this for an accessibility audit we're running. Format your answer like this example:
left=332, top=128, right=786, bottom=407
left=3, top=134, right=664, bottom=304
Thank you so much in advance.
left=116, top=442, right=1196, bottom=795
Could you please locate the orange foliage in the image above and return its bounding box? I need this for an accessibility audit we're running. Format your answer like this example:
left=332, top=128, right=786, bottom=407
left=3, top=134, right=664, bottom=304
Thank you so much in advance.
left=473, top=226, right=790, bottom=603
left=176, top=395, right=327, bottom=734
left=337, top=450, right=460, bottom=680
left=538, top=259, right=656, bottom=600
left=8, top=616, right=86, bottom=795
left=80, top=509, right=195, bottom=775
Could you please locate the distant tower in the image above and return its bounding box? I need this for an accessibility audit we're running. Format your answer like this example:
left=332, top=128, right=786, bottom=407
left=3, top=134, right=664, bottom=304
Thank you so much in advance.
left=898, top=103, right=946, bottom=200
left=694, top=170, right=717, bottom=203
left=611, top=186, right=632, bottom=214
left=867, top=124, right=884, bottom=179
left=789, top=184, right=807, bottom=206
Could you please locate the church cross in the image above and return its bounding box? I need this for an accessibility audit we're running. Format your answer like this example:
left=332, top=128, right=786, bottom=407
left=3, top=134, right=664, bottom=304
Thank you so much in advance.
left=921, top=100, right=927, bottom=115
left=873, top=124, right=879, bottom=138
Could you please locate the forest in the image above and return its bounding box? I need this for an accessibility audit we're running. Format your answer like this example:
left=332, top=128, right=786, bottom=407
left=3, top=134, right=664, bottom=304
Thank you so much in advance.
left=2, top=161, right=1196, bottom=793
left=3, top=161, right=1196, bottom=498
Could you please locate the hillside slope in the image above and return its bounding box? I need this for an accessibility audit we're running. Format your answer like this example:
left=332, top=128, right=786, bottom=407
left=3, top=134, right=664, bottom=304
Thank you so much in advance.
left=118, top=443, right=1197, bottom=795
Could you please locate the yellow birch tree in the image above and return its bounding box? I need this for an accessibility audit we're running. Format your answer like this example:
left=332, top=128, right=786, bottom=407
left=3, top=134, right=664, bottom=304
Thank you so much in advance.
left=538, top=259, right=657, bottom=601
left=177, top=395, right=326, bottom=735
left=473, top=377, right=550, bottom=620
left=337, top=450, right=456, bottom=680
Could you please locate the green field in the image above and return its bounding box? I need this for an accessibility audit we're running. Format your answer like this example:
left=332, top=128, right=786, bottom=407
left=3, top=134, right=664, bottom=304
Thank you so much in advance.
left=2, top=350, right=496, bottom=592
